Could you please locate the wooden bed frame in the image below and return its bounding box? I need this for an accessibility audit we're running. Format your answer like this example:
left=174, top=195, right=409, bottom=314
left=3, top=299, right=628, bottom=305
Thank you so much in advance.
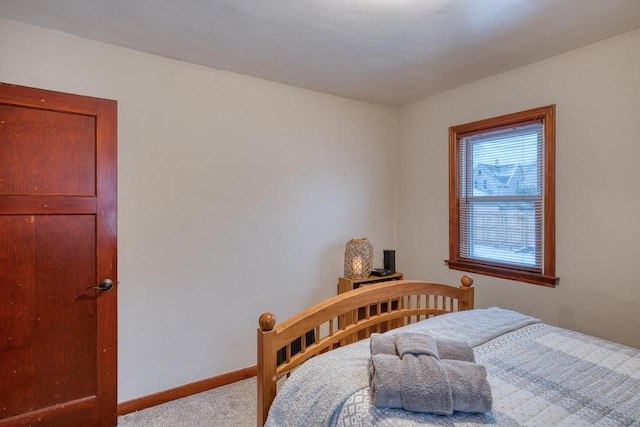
left=256, top=276, right=474, bottom=426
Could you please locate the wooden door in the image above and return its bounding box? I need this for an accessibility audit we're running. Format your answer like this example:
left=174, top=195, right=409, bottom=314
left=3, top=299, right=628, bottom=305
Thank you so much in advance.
left=0, top=83, right=117, bottom=426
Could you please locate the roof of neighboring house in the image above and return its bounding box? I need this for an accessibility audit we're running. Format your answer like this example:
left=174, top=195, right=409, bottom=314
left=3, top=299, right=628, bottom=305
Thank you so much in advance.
left=477, top=163, right=537, bottom=187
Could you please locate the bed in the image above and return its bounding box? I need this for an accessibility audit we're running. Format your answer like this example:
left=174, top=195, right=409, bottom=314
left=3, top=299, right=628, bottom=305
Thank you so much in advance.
left=256, top=277, right=640, bottom=426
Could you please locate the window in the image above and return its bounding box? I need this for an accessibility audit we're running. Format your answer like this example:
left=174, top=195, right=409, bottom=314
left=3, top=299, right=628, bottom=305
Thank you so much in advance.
left=446, top=105, right=558, bottom=287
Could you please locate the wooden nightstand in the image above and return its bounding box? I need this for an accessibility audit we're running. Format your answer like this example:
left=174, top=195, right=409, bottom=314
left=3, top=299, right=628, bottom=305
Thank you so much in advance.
left=337, top=273, right=403, bottom=344
left=337, top=272, right=404, bottom=294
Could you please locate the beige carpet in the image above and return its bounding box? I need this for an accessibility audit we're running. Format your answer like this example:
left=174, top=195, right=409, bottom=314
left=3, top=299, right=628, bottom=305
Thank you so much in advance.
left=118, top=377, right=256, bottom=426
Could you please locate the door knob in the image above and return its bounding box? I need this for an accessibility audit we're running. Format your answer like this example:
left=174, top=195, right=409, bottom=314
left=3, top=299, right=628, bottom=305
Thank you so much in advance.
left=93, top=279, right=114, bottom=291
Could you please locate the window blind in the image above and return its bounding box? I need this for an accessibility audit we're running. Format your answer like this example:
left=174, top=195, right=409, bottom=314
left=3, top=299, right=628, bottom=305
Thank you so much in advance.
left=457, top=121, right=544, bottom=271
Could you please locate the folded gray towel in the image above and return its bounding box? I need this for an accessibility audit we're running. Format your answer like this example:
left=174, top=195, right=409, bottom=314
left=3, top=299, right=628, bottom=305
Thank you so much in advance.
left=370, top=333, right=396, bottom=356
left=370, top=354, right=403, bottom=409
left=373, top=331, right=475, bottom=362
left=401, top=354, right=453, bottom=415
left=441, top=359, right=492, bottom=413
left=396, top=333, right=440, bottom=359
left=436, top=337, right=475, bottom=363
left=370, top=353, right=492, bottom=415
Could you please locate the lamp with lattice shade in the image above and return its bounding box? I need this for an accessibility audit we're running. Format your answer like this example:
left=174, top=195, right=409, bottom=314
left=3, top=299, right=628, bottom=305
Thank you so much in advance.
left=344, top=238, right=373, bottom=279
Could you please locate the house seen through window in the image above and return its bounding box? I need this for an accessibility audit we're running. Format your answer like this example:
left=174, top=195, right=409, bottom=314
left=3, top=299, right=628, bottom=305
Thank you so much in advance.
left=446, top=105, right=558, bottom=287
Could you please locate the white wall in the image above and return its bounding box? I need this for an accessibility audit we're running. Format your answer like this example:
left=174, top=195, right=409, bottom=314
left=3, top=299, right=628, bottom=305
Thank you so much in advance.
left=0, top=19, right=397, bottom=401
left=396, top=29, right=640, bottom=349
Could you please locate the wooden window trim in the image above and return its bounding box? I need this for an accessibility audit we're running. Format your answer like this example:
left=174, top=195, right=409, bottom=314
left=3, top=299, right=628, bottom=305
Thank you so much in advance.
left=446, top=105, right=558, bottom=287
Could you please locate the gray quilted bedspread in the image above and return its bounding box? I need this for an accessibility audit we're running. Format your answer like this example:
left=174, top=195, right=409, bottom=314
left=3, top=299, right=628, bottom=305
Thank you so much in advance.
left=265, top=307, right=640, bottom=427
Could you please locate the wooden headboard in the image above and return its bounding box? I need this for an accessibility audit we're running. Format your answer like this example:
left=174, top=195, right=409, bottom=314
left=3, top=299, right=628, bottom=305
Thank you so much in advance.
left=256, top=276, right=474, bottom=426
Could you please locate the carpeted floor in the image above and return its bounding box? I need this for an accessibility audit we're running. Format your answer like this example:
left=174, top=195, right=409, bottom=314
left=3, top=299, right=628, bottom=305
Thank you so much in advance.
left=118, top=377, right=256, bottom=426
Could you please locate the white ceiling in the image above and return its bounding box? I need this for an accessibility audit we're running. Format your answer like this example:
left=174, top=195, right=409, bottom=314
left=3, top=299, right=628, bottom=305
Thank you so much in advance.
left=2, top=0, right=640, bottom=106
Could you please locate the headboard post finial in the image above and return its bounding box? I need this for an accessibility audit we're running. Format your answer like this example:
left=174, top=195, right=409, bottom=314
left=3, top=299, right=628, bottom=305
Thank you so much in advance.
left=460, top=275, right=474, bottom=288
left=259, top=312, right=276, bottom=331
